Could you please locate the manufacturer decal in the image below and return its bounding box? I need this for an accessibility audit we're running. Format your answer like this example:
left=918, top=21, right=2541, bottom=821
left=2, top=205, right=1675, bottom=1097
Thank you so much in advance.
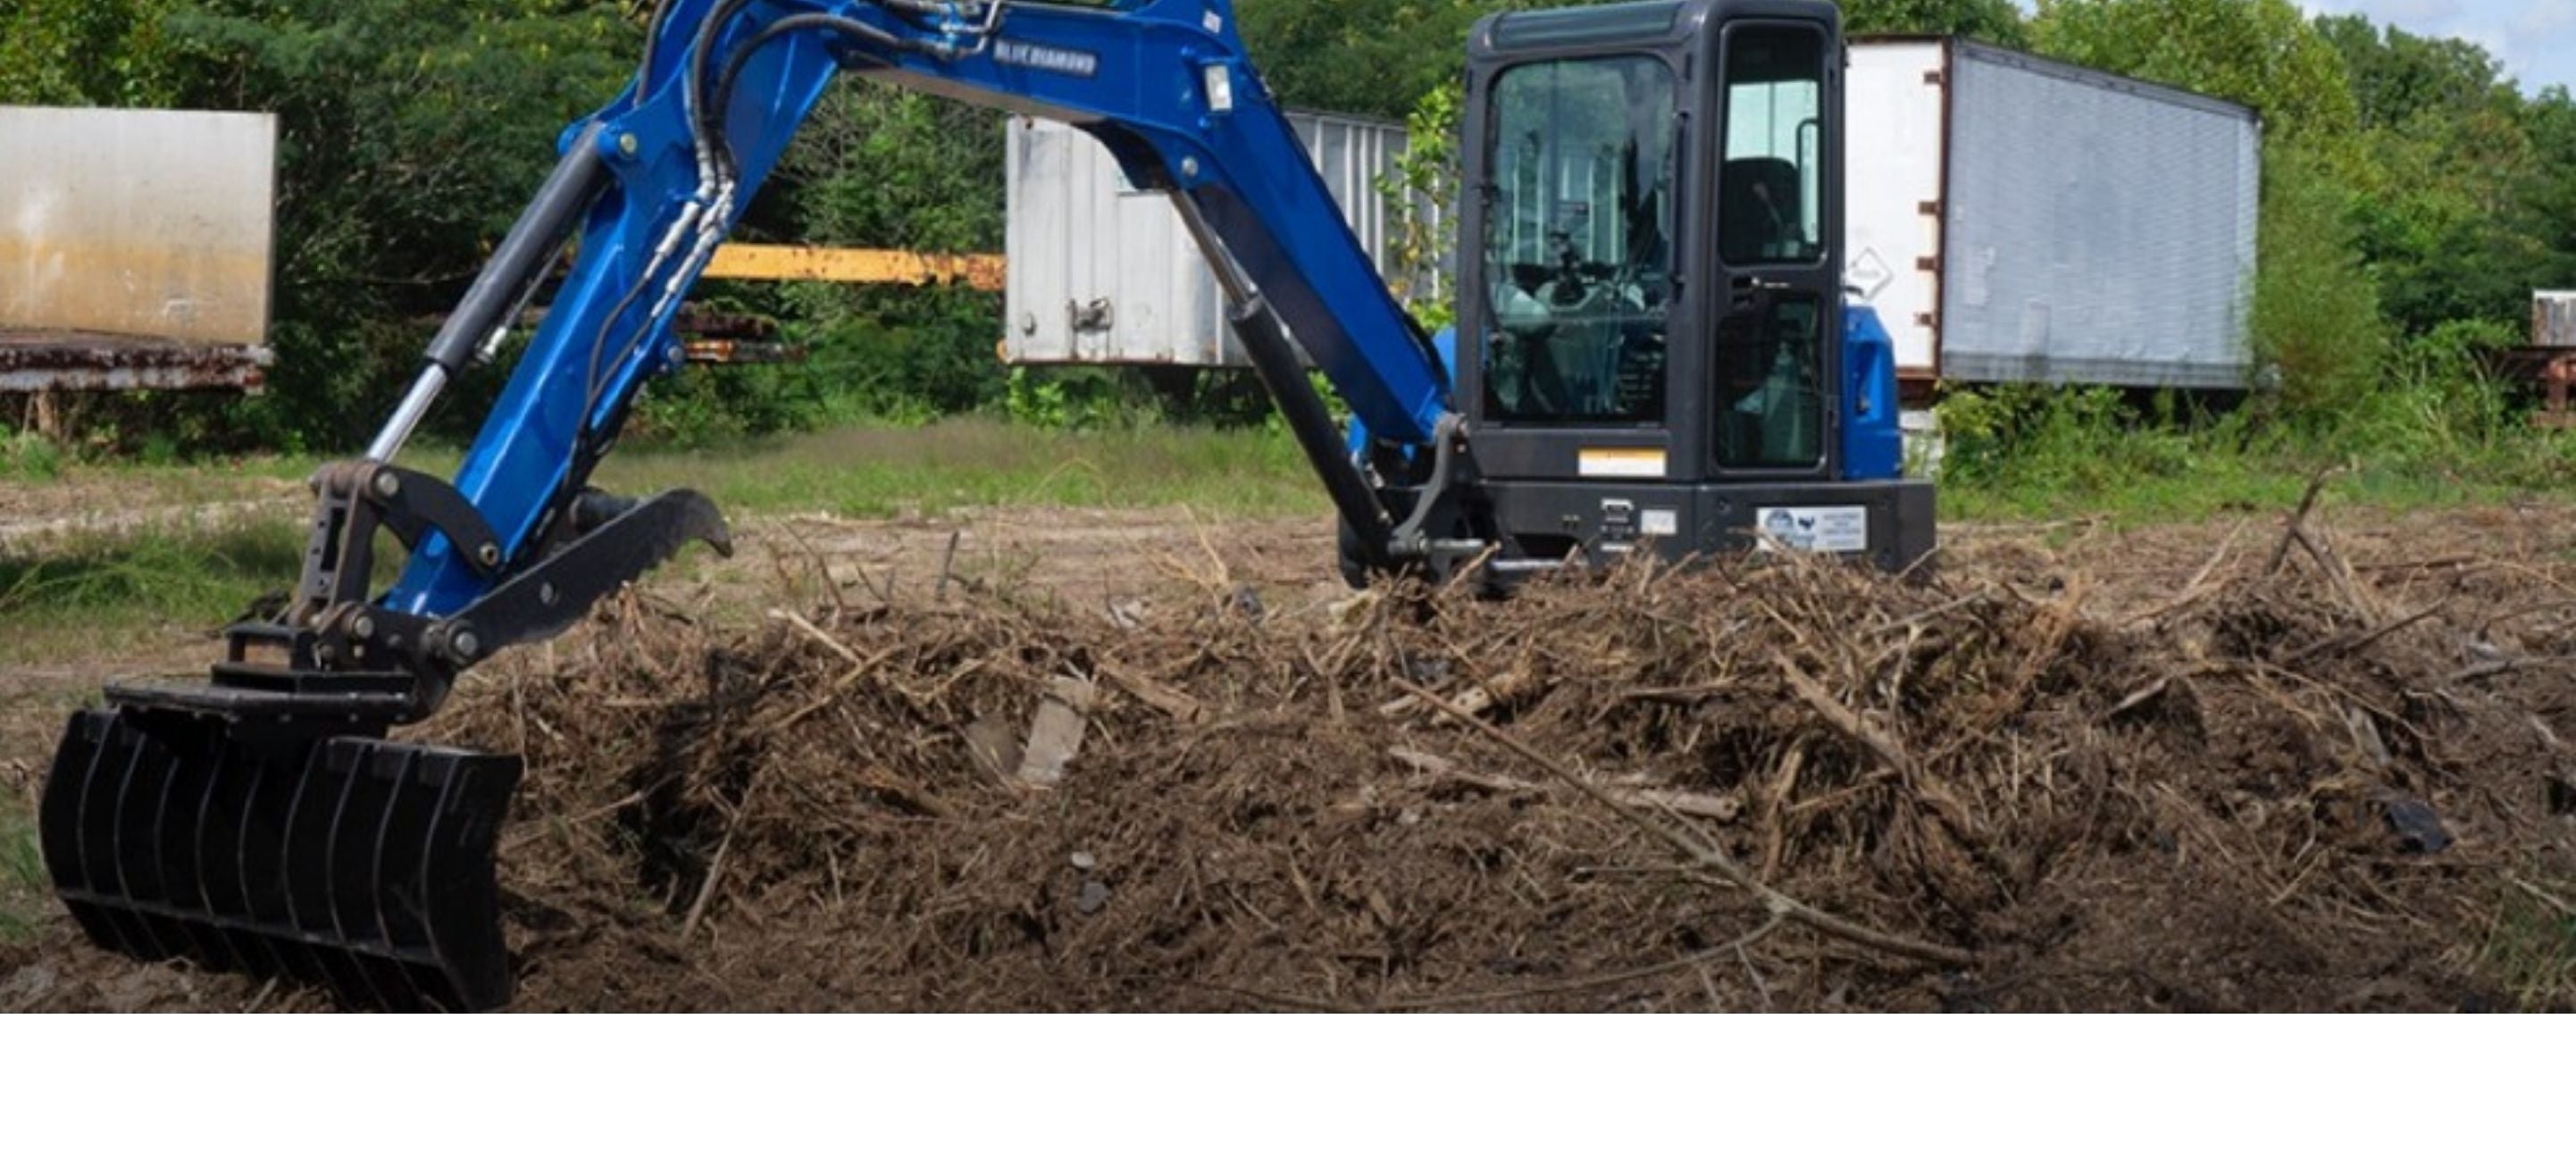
left=994, top=39, right=1100, bottom=78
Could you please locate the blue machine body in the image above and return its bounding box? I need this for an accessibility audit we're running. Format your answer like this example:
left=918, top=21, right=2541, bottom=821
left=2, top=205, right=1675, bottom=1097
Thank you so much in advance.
left=1840, top=304, right=1902, bottom=482
left=387, top=0, right=1452, bottom=617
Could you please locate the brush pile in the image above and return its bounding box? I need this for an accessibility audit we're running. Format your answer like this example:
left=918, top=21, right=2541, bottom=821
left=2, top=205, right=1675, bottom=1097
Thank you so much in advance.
left=11, top=505, right=2576, bottom=1011
left=416, top=508, right=2576, bottom=1012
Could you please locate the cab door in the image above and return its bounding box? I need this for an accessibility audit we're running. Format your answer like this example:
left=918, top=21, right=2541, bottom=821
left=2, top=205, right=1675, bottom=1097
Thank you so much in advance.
left=1709, top=20, right=1840, bottom=478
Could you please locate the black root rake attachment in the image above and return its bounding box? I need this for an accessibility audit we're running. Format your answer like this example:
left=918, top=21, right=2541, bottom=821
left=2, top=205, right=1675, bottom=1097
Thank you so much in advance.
left=43, top=699, right=523, bottom=1012
left=35, top=462, right=729, bottom=1011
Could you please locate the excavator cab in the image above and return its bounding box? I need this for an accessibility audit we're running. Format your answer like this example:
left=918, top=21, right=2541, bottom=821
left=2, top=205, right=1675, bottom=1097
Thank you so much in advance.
left=1443, top=0, right=1932, bottom=576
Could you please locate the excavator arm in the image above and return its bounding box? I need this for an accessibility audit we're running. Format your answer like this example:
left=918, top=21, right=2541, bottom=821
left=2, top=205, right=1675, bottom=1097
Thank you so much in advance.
left=389, top=0, right=1456, bottom=622
left=38, top=0, right=1470, bottom=1011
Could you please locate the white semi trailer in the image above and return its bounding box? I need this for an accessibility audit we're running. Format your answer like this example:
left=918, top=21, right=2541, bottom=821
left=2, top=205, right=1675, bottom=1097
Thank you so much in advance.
left=1845, top=38, right=2260, bottom=394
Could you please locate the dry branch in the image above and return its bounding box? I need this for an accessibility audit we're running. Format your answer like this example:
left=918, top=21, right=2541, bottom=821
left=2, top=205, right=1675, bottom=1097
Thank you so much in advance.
left=1396, top=678, right=1975, bottom=967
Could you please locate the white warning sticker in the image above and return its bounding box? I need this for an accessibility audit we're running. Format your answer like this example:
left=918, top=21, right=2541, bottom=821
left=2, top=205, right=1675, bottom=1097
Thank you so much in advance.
left=1755, top=505, right=1869, bottom=554
left=1641, top=508, right=1679, bottom=538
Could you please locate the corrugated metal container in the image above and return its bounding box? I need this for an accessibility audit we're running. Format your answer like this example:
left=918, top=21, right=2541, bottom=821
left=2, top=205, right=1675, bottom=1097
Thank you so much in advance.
left=0, top=105, right=278, bottom=345
left=1844, top=39, right=2261, bottom=390
left=1005, top=110, right=1425, bottom=366
left=2538, top=291, right=2576, bottom=348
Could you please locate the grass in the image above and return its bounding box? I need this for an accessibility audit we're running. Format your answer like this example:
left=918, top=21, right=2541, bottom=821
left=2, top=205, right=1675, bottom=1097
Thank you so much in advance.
left=0, top=444, right=315, bottom=496
left=0, top=798, right=40, bottom=945
left=0, top=521, right=310, bottom=665
left=595, top=418, right=1327, bottom=519
left=1930, top=369, right=2576, bottom=527
left=1935, top=443, right=2537, bottom=527
left=4, top=382, right=2565, bottom=665
left=2479, top=884, right=2576, bottom=1010
left=4, top=420, right=1317, bottom=523
left=0, top=421, right=1321, bottom=664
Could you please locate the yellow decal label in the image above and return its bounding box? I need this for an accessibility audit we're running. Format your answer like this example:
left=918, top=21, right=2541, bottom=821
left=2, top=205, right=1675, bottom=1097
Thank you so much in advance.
left=1577, top=447, right=1666, bottom=479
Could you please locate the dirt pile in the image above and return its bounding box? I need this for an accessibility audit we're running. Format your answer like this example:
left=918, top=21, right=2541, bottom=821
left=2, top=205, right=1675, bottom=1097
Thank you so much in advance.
left=11, top=511, right=2576, bottom=1011
left=445, top=513, right=2576, bottom=1010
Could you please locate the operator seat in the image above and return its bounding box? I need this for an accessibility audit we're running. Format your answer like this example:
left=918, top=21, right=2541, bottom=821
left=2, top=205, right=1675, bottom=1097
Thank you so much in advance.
left=1719, top=156, right=1801, bottom=261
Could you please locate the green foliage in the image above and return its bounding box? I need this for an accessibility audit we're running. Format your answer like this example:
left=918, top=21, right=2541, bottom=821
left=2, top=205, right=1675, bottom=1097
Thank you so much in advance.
left=5, top=0, right=2572, bottom=472
left=1836, top=0, right=2029, bottom=45
left=2328, top=319, right=2546, bottom=477
left=0, top=799, right=40, bottom=945
left=1376, top=81, right=1463, bottom=330
left=0, top=0, right=180, bottom=105
left=2250, top=142, right=2387, bottom=412
left=2478, top=886, right=2576, bottom=1010
left=635, top=86, right=1016, bottom=441
left=1937, top=385, right=2212, bottom=499
left=590, top=418, right=1326, bottom=520
left=0, top=521, right=312, bottom=664
left=2318, top=17, right=2554, bottom=333
left=1001, top=367, right=1157, bottom=430
left=2528, top=89, right=2576, bottom=292
left=1238, top=0, right=1488, bottom=120
left=2034, top=0, right=2363, bottom=149
left=3, top=431, right=66, bottom=480
left=157, top=0, right=641, bottom=448
left=1939, top=315, right=2575, bottom=522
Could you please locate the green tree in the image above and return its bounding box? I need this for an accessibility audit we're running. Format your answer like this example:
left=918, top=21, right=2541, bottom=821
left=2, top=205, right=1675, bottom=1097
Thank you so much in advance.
left=158, top=0, right=640, bottom=447
left=1238, top=0, right=1488, bottom=118
left=2316, top=15, right=2553, bottom=332
left=0, top=0, right=180, bottom=106
left=2250, top=144, right=2386, bottom=412
left=2527, top=88, right=2576, bottom=294
left=1836, top=0, right=2028, bottom=45
left=2032, top=0, right=2362, bottom=151
left=717, top=86, right=1015, bottom=426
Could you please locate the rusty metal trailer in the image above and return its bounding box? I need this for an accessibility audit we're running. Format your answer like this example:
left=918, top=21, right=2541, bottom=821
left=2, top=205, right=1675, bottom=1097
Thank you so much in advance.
left=2, top=105, right=279, bottom=433
left=2508, top=291, right=2576, bottom=430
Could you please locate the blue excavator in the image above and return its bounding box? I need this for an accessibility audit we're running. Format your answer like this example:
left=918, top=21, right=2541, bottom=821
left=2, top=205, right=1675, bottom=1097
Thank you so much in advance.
left=38, top=0, right=1934, bottom=1009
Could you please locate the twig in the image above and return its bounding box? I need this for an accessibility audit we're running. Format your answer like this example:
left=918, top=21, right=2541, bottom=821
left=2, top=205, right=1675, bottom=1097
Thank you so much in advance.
left=2268, top=468, right=2337, bottom=575
left=1866, top=588, right=1993, bottom=638
left=1396, top=746, right=1740, bottom=819
left=778, top=522, right=850, bottom=618
left=1777, top=657, right=1917, bottom=781
left=935, top=528, right=962, bottom=601
left=2103, top=662, right=2229, bottom=721
left=2477, top=597, right=2576, bottom=639
left=2290, top=527, right=2378, bottom=622
left=1375, top=916, right=1785, bottom=1010
left=2511, top=876, right=2576, bottom=917
left=682, top=757, right=777, bottom=940
left=768, top=607, right=865, bottom=667
left=1395, top=678, right=1973, bottom=967
left=2447, top=657, right=2569, bottom=683
left=2356, top=555, right=2477, bottom=574
left=2282, top=601, right=2444, bottom=665
left=1738, top=945, right=1772, bottom=1011
left=2125, top=518, right=2247, bottom=625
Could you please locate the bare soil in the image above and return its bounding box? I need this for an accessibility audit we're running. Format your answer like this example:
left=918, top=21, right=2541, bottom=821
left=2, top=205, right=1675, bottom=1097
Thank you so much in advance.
left=7, top=500, right=2576, bottom=1011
